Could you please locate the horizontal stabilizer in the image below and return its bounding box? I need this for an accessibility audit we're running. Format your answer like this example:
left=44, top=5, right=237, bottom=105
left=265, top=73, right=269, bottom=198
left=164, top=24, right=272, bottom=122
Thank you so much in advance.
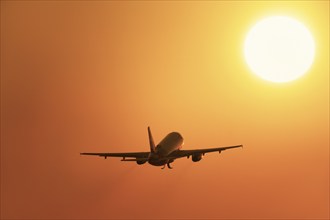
left=121, top=158, right=149, bottom=162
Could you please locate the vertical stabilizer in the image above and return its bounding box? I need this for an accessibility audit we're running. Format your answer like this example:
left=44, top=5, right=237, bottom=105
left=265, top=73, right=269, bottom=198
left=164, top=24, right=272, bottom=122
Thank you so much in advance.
left=148, top=126, right=156, bottom=153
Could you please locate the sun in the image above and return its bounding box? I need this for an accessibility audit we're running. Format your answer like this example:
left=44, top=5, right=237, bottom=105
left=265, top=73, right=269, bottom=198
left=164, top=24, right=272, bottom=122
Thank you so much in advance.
left=244, top=16, right=315, bottom=83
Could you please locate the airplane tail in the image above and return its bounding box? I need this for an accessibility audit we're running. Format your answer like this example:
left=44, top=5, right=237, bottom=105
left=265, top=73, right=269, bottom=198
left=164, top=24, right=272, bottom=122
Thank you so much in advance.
left=148, top=126, right=156, bottom=153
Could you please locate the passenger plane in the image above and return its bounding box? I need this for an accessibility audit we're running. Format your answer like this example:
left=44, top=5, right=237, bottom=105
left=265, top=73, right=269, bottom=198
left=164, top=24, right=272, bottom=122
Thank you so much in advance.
left=81, top=127, right=243, bottom=169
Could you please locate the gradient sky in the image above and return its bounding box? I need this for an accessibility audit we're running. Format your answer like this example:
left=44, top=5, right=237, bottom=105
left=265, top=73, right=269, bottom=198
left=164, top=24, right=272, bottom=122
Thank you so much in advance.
left=1, top=1, right=329, bottom=219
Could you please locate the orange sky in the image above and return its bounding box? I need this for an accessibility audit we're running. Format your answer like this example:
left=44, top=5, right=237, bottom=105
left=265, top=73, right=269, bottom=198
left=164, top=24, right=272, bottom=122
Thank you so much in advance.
left=1, top=1, right=329, bottom=219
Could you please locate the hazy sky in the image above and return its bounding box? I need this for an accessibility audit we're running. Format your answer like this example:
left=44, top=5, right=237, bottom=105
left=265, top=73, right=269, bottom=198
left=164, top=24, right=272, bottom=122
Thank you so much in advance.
left=1, top=1, right=329, bottom=219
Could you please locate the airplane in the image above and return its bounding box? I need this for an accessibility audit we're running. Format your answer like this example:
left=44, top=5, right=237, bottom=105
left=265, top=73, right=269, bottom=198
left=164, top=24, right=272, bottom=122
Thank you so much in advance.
left=80, top=127, right=243, bottom=169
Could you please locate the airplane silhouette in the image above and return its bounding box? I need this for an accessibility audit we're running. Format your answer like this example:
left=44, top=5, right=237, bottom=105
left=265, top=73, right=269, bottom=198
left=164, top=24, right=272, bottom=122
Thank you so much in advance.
left=81, top=127, right=243, bottom=169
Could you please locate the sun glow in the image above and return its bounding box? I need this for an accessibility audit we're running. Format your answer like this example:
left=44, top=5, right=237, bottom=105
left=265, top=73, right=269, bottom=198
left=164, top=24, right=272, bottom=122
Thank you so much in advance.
left=244, top=16, right=315, bottom=83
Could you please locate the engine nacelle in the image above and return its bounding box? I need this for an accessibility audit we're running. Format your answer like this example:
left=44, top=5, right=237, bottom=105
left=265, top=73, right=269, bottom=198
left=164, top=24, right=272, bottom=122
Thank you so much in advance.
left=192, top=153, right=203, bottom=162
left=136, top=160, right=147, bottom=165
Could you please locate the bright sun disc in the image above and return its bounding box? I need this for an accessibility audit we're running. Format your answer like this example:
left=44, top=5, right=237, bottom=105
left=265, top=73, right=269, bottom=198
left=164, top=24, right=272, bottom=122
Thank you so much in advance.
left=244, top=16, right=315, bottom=83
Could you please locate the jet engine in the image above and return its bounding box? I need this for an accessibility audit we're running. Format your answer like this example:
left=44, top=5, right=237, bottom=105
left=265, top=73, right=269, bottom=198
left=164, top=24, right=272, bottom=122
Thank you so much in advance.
left=192, top=153, right=203, bottom=162
left=136, top=159, right=147, bottom=165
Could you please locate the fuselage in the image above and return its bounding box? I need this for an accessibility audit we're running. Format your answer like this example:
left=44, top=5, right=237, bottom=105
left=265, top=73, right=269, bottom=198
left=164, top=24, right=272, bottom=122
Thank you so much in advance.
left=148, top=132, right=183, bottom=166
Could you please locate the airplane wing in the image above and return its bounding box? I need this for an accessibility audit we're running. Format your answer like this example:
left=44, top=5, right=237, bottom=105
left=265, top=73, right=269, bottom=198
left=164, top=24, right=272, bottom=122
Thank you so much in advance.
left=80, top=152, right=150, bottom=159
left=168, top=145, right=243, bottom=159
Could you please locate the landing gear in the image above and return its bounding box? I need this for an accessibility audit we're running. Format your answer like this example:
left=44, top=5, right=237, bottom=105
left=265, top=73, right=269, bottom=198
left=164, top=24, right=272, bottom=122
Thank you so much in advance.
left=161, top=162, right=173, bottom=169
